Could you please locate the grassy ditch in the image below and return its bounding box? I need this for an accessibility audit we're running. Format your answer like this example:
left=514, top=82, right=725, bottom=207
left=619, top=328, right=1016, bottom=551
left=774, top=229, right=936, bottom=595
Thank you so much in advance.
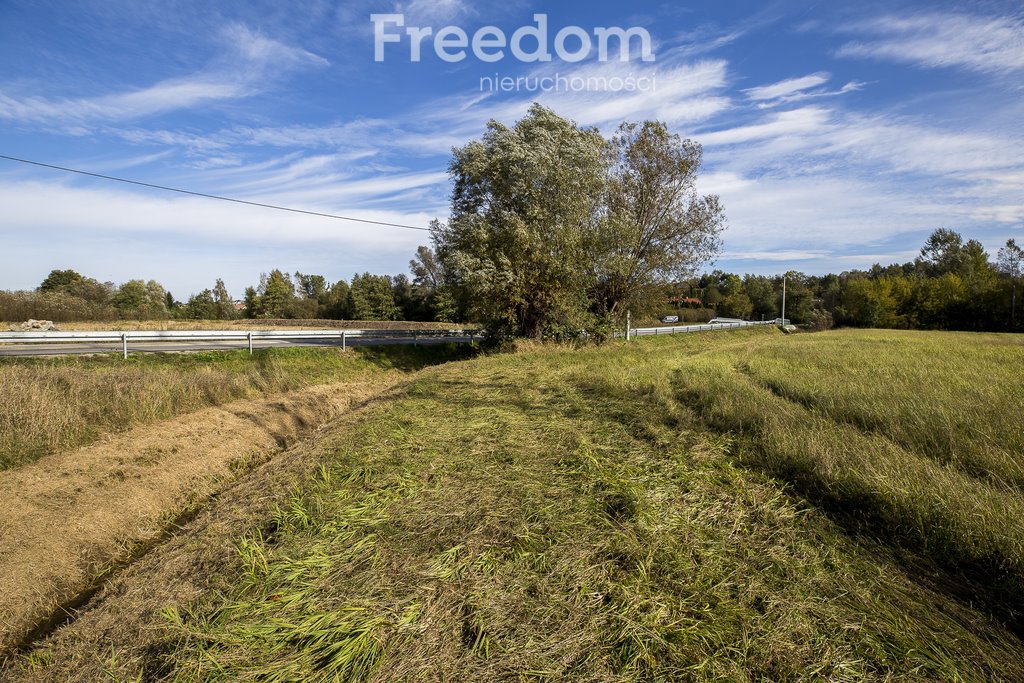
left=0, top=344, right=476, bottom=469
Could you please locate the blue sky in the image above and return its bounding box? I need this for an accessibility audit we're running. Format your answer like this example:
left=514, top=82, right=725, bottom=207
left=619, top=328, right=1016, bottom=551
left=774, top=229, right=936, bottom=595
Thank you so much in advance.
left=0, top=0, right=1021, bottom=298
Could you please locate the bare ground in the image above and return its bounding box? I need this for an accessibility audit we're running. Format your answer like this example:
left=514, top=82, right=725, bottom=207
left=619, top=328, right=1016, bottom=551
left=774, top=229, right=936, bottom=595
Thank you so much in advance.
left=0, top=378, right=392, bottom=658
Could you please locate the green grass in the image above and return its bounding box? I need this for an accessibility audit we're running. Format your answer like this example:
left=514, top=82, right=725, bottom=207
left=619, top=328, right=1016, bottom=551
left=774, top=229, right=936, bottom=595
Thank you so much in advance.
left=149, top=328, right=1024, bottom=681
left=666, top=329, right=1024, bottom=622
left=0, top=344, right=476, bottom=469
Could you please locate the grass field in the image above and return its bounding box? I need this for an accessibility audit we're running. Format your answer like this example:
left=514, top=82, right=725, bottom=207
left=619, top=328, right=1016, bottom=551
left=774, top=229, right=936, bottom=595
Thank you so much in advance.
left=671, top=330, right=1024, bottom=608
left=0, top=344, right=476, bottom=470
left=24, top=327, right=1008, bottom=681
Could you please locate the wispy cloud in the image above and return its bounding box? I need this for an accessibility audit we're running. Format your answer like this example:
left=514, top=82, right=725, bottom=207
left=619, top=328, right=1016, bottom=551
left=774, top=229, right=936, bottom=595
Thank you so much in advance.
left=526, top=59, right=731, bottom=128
left=744, top=72, right=831, bottom=101
left=697, top=107, right=831, bottom=147
left=743, top=72, right=865, bottom=108
left=110, top=55, right=732, bottom=162
left=0, top=79, right=251, bottom=123
left=0, top=179, right=436, bottom=248
left=0, top=23, right=328, bottom=125
left=836, top=11, right=1024, bottom=75
left=222, top=23, right=329, bottom=68
left=395, top=0, right=475, bottom=24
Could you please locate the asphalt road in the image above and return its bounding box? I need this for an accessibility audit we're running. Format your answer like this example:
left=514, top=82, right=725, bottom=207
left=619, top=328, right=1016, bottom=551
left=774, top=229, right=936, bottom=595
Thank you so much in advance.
left=0, top=335, right=478, bottom=357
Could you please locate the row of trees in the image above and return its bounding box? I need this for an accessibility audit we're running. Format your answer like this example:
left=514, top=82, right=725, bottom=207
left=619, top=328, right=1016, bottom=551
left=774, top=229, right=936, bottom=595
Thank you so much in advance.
left=0, top=267, right=460, bottom=323
left=674, top=231, right=1022, bottom=332
left=239, top=270, right=428, bottom=322
left=4, top=231, right=1019, bottom=332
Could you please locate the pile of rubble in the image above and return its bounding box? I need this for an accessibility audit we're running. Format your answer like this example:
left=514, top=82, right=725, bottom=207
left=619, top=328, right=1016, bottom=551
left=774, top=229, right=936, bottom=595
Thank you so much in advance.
left=8, top=319, right=58, bottom=332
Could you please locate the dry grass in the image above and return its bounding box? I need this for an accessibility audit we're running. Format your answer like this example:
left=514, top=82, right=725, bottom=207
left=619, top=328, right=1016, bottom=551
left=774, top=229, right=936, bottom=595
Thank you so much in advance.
left=0, top=381, right=389, bottom=655
left=0, top=345, right=476, bottom=469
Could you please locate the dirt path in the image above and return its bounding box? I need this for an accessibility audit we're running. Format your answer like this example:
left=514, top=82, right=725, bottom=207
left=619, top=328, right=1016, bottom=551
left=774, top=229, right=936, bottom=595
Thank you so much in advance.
left=0, top=379, right=391, bottom=656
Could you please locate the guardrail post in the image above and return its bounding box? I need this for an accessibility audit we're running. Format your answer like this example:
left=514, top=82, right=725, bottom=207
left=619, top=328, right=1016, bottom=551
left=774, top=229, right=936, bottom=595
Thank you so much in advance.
left=342, top=331, right=346, bottom=351
left=247, top=332, right=253, bottom=355
left=121, top=333, right=128, bottom=360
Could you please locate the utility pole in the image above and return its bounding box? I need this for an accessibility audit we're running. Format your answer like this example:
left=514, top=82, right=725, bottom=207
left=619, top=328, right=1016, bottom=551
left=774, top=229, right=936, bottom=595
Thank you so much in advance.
left=781, top=276, right=787, bottom=325
left=1012, top=281, right=1017, bottom=329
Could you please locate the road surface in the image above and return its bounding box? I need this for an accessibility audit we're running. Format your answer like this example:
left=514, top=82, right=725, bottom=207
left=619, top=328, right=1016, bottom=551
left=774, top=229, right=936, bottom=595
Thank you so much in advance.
left=0, top=335, right=478, bottom=358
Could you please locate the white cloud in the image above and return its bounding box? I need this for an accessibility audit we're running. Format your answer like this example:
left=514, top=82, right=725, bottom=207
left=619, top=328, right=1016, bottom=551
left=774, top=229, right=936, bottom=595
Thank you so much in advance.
left=532, top=60, right=731, bottom=128
left=743, top=73, right=865, bottom=109
left=691, top=96, right=1024, bottom=273
left=0, top=180, right=435, bottom=248
left=222, top=23, right=329, bottom=68
left=697, top=107, right=831, bottom=146
left=396, top=0, right=473, bottom=24
left=0, top=79, right=251, bottom=123
left=744, top=72, right=830, bottom=101
left=722, top=250, right=830, bottom=261
left=817, top=113, right=1023, bottom=179
left=836, top=12, right=1024, bottom=75
left=0, top=23, right=328, bottom=125
left=698, top=170, right=972, bottom=269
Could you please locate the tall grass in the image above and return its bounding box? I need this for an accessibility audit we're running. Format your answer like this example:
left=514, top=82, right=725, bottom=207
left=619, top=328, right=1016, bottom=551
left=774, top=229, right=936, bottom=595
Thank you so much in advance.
left=0, top=345, right=475, bottom=469
left=660, top=329, right=1024, bottom=623
left=736, top=330, right=1024, bottom=487
left=154, top=329, right=1024, bottom=681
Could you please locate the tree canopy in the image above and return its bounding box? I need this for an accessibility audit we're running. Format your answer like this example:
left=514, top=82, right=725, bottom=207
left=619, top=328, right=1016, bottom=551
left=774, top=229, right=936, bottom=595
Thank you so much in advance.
left=432, top=104, right=725, bottom=339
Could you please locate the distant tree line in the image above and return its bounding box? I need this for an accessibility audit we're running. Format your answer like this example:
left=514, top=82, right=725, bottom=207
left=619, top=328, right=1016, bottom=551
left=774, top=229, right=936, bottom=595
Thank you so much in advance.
left=674, top=230, right=1022, bottom=333
left=0, top=266, right=468, bottom=324
left=2, top=228, right=1019, bottom=333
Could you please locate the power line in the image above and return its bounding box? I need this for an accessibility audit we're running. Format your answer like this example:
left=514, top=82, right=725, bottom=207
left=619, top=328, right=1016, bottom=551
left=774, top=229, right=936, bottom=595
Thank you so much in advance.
left=0, top=153, right=432, bottom=232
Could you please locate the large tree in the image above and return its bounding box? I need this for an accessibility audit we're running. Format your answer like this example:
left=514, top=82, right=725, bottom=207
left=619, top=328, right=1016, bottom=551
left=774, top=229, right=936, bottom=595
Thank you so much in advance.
left=348, top=273, right=400, bottom=321
left=38, top=269, right=84, bottom=292
left=110, top=279, right=168, bottom=319
left=213, top=279, right=236, bottom=320
left=254, top=270, right=296, bottom=318
left=410, top=244, right=464, bottom=322
left=435, top=104, right=609, bottom=338
left=433, top=105, right=723, bottom=339
left=997, top=238, right=1023, bottom=327
left=182, top=289, right=218, bottom=320
left=591, top=121, right=724, bottom=316
left=916, top=228, right=972, bottom=277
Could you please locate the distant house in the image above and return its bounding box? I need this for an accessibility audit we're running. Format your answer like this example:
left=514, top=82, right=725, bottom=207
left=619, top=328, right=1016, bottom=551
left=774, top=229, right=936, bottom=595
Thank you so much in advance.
left=668, top=297, right=703, bottom=307
left=233, top=300, right=246, bottom=311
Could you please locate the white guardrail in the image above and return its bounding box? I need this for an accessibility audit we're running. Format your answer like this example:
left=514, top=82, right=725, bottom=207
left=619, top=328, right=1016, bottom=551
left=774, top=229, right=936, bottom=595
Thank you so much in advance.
left=0, top=328, right=481, bottom=358
left=617, top=318, right=789, bottom=339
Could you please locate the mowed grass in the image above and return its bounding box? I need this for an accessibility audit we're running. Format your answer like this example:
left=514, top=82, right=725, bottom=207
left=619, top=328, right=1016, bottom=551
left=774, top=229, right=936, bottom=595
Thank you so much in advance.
left=139, top=328, right=1024, bottom=681
left=0, top=344, right=476, bottom=469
